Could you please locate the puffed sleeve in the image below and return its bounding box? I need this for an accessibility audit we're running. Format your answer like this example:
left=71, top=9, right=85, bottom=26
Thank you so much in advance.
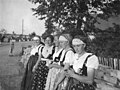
left=86, top=55, right=99, bottom=69
left=30, top=48, right=36, bottom=55
left=63, top=51, right=75, bottom=65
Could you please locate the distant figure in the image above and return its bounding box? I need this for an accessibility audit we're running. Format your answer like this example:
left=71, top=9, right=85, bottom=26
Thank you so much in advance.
left=9, top=37, right=15, bottom=56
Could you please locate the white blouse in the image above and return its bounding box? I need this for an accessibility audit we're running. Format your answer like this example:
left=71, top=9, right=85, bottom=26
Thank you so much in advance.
left=30, top=44, right=42, bottom=55
left=38, top=45, right=54, bottom=59
left=73, top=53, right=99, bottom=73
left=59, top=49, right=75, bottom=65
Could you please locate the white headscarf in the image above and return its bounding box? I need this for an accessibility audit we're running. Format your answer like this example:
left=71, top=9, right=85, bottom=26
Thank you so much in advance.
left=59, top=34, right=72, bottom=42
left=33, top=36, right=39, bottom=40
left=59, top=36, right=68, bottom=41
left=72, top=38, right=85, bottom=45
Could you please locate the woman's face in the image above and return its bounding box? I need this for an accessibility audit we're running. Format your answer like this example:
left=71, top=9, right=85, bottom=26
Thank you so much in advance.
left=73, top=44, right=85, bottom=54
left=45, top=37, right=52, bottom=46
left=35, top=40, right=40, bottom=45
left=54, top=36, right=59, bottom=47
left=34, top=39, right=40, bottom=46
left=59, top=41, right=68, bottom=49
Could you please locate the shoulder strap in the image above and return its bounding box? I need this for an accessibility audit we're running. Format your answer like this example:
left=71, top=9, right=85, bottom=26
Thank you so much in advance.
left=38, top=46, right=44, bottom=54
left=38, top=44, right=42, bottom=53
left=84, top=54, right=93, bottom=64
left=51, top=46, right=56, bottom=56
left=63, top=48, right=73, bottom=60
left=47, top=46, right=56, bottom=59
left=60, top=48, right=73, bottom=66
left=58, top=49, right=64, bottom=59
left=41, top=46, right=44, bottom=53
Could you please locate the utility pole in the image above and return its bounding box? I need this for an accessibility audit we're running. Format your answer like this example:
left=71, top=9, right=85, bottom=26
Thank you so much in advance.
left=22, top=19, right=24, bottom=35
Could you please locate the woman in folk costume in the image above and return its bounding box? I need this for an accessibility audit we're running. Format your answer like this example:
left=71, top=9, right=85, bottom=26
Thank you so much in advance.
left=54, top=34, right=75, bottom=90
left=24, top=36, right=44, bottom=68
left=31, top=35, right=55, bottom=90
left=45, top=35, right=64, bottom=90
left=20, top=36, right=44, bottom=90
left=65, top=35, right=99, bottom=90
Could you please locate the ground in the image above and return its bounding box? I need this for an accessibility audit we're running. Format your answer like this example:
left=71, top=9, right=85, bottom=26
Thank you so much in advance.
left=0, top=41, right=34, bottom=90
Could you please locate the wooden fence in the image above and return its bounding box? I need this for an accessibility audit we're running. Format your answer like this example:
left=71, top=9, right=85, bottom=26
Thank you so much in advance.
left=98, top=57, right=120, bottom=70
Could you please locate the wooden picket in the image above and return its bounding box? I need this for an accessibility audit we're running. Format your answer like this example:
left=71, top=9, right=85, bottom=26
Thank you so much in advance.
left=98, top=57, right=120, bottom=70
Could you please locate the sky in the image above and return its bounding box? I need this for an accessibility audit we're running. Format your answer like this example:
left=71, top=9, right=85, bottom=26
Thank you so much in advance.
left=0, top=0, right=45, bottom=36
left=0, top=0, right=120, bottom=36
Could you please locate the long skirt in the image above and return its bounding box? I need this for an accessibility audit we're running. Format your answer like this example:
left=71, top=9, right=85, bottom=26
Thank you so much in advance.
left=32, top=61, right=49, bottom=90
left=20, top=55, right=38, bottom=90
left=45, top=67, right=60, bottom=90
left=55, top=70, right=68, bottom=90
left=65, top=77, right=96, bottom=90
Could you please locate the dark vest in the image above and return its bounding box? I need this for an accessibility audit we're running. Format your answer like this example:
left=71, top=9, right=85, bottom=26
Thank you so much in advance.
left=53, top=49, right=64, bottom=62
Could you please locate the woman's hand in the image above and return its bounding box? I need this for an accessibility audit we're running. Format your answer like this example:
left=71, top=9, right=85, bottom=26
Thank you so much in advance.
left=48, top=64, right=53, bottom=69
left=32, top=65, right=37, bottom=72
left=46, top=60, right=52, bottom=66
left=65, top=70, right=75, bottom=77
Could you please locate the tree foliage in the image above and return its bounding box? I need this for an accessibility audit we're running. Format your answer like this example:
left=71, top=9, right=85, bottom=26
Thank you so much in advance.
left=0, top=28, right=7, bottom=42
left=29, top=0, right=120, bottom=58
left=0, top=28, right=7, bottom=34
left=29, top=0, right=120, bottom=35
left=88, top=24, right=120, bottom=58
left=42, top=18, right=55, bottom=38
left=29, top=32, right=36, bottom=39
